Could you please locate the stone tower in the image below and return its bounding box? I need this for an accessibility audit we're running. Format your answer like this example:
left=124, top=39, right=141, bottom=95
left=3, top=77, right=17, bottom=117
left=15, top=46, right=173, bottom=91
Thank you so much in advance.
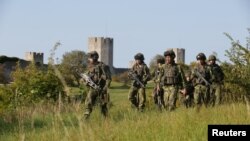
left=88, top=37, right=113, bottom=67
left=167, top=48, right=185, bottom=64
left=25, top=52, right=44, bottom=65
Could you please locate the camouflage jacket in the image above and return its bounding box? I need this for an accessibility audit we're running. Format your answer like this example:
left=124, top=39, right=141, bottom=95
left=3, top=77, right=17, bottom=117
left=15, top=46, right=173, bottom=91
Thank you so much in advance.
left=191, top=64, right=212, bottom=86
left=86, top=61, right=111, bottom=89
left=157, top=63, right=187, bottom=88
left=209, top=63, right=224, bottom=83
left=129, top=63, right=151, bottom=86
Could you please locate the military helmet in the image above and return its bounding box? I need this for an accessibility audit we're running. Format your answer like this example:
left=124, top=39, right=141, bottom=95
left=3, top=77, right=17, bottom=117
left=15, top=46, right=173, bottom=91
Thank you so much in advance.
left=156, top=57, right=165, bottom=64
left=164, top=50, right=176, bottom=58
left=208, top=55, right=216, bottom=61
left=87, top=51, right=99, bottom=60
left=134, top=53, right=145, bottom=61
left=196, top=53, right=206, bottom=60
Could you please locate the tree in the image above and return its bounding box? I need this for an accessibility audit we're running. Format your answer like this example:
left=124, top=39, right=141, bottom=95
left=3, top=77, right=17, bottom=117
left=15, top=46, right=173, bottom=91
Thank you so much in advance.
left=59, top=50, right=87, bottom=86
left=222, top=28, right=250, bottom=102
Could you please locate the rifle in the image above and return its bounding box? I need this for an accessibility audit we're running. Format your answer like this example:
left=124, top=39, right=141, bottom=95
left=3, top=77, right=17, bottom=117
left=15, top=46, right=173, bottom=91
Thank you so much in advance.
left=154, top=87, right=164, bottom=110
left=128, top=71, right=145, bottom=88
left=80, top=73, right=110, bottom=104
left=80, top=73, right=100, bottom=90
left=194, top=70, right=211, bottom=86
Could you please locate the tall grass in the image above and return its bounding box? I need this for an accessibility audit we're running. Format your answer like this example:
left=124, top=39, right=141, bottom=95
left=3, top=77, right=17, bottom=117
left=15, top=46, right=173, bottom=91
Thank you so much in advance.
left=0, top=82, right=250, bottom=141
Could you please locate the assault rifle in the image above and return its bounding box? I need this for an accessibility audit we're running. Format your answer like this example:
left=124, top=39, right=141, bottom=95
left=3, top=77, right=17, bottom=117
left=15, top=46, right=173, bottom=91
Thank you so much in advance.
left=194, top=70, right=211, bottom=86
left=80, top=73, right=100, bottom=90
left=153, top=87, right=164, bottom=110
left=128, top=71, right=145, bottom=88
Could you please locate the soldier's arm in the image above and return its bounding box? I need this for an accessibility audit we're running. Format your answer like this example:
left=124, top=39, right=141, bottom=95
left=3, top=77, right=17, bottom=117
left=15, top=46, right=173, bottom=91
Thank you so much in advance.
left=101, top=64, right=112, bottom=89
left=105, top=65, right=112, bottom=87
left=178, top=65, right=187, bottom=89
left=208, top=66, right=213, bottom=83
left=190, top=67, right=198, bottom=85
left=142, top=65, right=151, bottom=83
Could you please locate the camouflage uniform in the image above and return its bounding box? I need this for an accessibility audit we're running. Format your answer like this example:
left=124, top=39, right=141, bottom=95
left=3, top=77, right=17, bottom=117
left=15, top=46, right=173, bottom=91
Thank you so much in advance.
left=84, top=51, right=111, bottom=119
left=179, top=72, right=194, bottom=108
left=128, top=53, right=150, bottom=111
left=152, top=57, right=165, bottom=110
left=157, top=50, right=187, bottom=111
left=208, top=55, right=224, bottom=106
left=191, top=53, right=212, bottom=108
left=184, top=78, right=194, bottom=108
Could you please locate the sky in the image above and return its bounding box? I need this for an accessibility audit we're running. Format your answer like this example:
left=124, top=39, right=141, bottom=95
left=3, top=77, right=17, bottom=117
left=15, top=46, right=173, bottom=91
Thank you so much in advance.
left=0, top=0, right=249, bottom=68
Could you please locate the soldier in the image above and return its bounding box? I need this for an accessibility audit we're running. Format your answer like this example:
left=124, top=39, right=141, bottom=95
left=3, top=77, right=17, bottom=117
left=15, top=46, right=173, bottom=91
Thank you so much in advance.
left=180, top=71, right=194, bottom=108
left=191, top=53, right=212, bottom=108
left=157, top=50, right=187, bottom=111
left=83, top=51, right=111, bottom=119
left=208, top=55, right=224, bottom=106
left=152, top=57, right=165, bottom=110
left=128, top=53, right=150, bottom=112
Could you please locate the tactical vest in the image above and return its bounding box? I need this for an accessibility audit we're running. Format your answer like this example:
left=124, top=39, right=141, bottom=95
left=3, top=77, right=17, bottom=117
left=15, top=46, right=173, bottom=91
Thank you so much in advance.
left=162, top=64, right=180, bottom=85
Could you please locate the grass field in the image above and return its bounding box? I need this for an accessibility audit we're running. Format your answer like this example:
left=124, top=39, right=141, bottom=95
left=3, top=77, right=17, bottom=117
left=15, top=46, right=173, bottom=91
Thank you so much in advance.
left=0, top=82, right=250, bottom=141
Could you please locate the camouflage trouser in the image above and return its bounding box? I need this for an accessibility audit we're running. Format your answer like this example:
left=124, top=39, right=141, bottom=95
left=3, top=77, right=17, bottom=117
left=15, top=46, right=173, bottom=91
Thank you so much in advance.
left=193, top=84, right=210, bottom=107
left=163, top=85, right=178, bottom=111
left=84, top=88, right=108, bottom=119
left=128, top=86, right=146, bottom=111
left=210, top=83, right=222, bottom=106
left=178, top=93, right=192, bottom=108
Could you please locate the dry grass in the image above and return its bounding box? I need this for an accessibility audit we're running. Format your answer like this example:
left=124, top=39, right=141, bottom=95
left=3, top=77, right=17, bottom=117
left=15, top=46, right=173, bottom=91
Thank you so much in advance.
left=0, top=82, right=250, bottom=141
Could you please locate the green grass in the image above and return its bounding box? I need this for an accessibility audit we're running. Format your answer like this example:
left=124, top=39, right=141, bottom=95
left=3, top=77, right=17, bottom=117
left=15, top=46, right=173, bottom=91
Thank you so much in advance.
left=0, top=82, right=250, bottom=141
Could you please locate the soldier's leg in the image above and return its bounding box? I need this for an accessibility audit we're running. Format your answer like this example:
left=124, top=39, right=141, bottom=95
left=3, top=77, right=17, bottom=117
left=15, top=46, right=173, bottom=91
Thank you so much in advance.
left=189, top=92, right=194, bottom=108
left=168, top=86, right=178, bottom=111
left=84, top=89, right=98, bottom=119
left=100, top=92, right=108, bottom=117
left=194, top=86, right=202, bottom=107
left=138, top=88, right=146, bottom=111
left=157, top=88, right=165, bottom=110
left=160, top=88, right=165, bottom=107
left=128, top=86, right=139, bottom=108
left=163, top=87, right=171, bottom=110
left=203, top=86, right=210, bottom=107
left=209, top=85, right=216, bottom=106
left=214, top=84, right=222, bottom=105
left=152, top=87, right=158, bottom=104
left=178, top=92, right=186, bottom=108
left=185, top=95, right=191, bottom=108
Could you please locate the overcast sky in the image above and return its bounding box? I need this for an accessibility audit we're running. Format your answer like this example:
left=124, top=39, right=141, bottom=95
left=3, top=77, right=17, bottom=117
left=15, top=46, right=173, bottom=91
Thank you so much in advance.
left=0, top=0, right=249, bottom=67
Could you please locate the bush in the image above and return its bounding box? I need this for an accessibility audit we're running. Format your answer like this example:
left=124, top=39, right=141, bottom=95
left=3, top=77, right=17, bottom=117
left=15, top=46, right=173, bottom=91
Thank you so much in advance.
left=5, top=62, right=66, bottom=107
left=0, top=85, right=14, bottom=114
